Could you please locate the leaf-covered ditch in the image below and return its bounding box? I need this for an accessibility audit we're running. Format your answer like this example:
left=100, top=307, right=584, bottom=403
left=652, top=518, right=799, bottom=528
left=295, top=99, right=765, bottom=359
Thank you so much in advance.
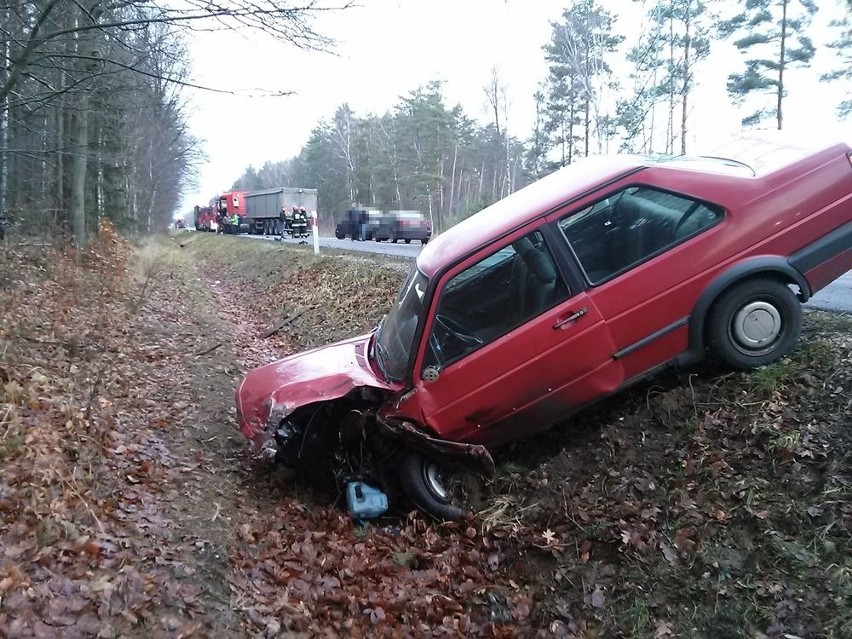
left=1, top=230, right=849, bottom=638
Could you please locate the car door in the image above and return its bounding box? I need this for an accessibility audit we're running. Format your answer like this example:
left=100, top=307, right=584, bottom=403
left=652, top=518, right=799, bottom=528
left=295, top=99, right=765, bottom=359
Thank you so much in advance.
left=410, top=226, right=624, bottom=447
left=553, top=184, right=725, bottom=381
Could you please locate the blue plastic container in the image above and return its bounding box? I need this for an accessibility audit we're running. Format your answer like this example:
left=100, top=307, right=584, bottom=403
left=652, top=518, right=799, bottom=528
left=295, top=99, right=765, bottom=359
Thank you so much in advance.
left=346, top=481, right=389, bottom=519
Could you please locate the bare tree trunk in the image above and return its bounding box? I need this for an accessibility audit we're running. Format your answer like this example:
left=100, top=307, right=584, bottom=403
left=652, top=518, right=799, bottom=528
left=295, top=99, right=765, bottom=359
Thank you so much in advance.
left=438, top=156, right=444, bottom=219
left=0, top=5, right=9, bottom=222
left=70, top=2, right=97, bottom=250
left=448, top=143, right=457, bottom=217
left=681, top=0, right=692, bottom=155
left=777, top=0, right=787, bottom=130
left=55, top=40, right=69, bottom=223
left=584, top=48, right=590, bottom=157
left=491, top=168, right=497, bottom=202
left=504, top=103, right=511, bottom=196
left=667, top=9, right=675, bottom=154
left=332, top=107, right=356, bottom=202
left=147, top=186, right=156, bottom=234
left=486, top=69, right=501, bottom=138
left=70, top=98, right=89, bottom=249
left=41, top=113, right=50, bottom=213
left=380, top=122, right=402, bottom=205
left=95, top=126, right=104, bottom=220
left=569, top=101, right=575, bottom=164
left=648, top=64, right=658, bottom=153
left=484, top=67, right=511, bottom=197
left=55, top=102, right=64, bottom=221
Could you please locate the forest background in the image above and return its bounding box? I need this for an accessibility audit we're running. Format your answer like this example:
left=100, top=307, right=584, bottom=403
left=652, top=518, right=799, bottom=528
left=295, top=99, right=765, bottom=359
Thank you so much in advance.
left=1, top=0, right=850, bottom=247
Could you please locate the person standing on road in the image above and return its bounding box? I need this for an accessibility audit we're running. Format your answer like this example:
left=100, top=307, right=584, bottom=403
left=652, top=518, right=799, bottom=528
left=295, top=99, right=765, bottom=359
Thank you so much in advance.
left=289, top=205, right=304, bottom=238
left=279, top=206, right=287, bottom=239
left=356, top=208, right=367, bottom=241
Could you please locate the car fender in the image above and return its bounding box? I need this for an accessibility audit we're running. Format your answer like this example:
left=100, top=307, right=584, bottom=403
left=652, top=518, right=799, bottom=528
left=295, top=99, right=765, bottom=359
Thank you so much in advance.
left=679, top=256, right=811, bottom=365
left=235, top=333, right=396, bottom=447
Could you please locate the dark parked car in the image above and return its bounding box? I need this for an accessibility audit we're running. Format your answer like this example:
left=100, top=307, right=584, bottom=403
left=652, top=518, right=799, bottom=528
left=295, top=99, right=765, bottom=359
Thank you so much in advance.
left=335, top=207, right=382, bottom=241
left=373, top=210, right=432, bottom=245
left=236, top=143, right=852, bottom=519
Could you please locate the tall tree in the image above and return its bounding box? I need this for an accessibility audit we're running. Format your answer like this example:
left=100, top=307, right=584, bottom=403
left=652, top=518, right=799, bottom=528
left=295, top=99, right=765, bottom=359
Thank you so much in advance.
left=239, top=81, right=533, bottom=232
left=523, top=88, right=549, bottom=179
left=483, top=67, right=512, bottom=197
left=618, top=0, right=712, bottom=154
left=0, top=0, right=348, bottom=247
left=720, top=0, right=818, bottom=129
left=543, top=0, right=622, bottom=162
left=820, top=11, right=851, bottom=119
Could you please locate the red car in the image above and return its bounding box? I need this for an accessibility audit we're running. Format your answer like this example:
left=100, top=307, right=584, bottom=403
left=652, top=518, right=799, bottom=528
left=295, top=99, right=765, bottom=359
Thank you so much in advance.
left=236, top=143, right=852, bottom=519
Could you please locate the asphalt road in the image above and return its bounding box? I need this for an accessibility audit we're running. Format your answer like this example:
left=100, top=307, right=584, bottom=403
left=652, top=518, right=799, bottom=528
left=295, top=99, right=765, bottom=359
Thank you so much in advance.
left=806, top=270, right=852, bottom=314
left=238, top=231, right=852, bottom=313
left=244, top=231, right=423, bottom=259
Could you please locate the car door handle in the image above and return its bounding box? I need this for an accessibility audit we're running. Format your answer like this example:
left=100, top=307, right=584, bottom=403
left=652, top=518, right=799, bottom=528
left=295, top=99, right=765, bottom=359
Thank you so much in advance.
left=553, top=307, right=588, bottom=329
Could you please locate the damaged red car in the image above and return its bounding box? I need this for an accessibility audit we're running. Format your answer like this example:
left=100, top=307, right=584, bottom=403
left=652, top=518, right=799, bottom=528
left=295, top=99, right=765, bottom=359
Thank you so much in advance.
left=236, top=142, right=852, bottom=520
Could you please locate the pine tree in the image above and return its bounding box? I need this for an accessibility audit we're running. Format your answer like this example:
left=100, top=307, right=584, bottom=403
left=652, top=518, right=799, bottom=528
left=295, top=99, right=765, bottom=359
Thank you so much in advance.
left=720, top=0, right=818, bottom=129
left=820, top=13, right=851, bottom=119
left=543, top=0, right=622, bottom=162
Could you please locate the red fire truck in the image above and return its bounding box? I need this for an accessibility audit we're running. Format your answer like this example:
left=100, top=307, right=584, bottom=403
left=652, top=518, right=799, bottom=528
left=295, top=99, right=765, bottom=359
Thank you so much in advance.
left=215, top=190, right=247, bottom=234
left=194, top=191, right=247, bottom=233
left=193, top=205, right=216, bottom=231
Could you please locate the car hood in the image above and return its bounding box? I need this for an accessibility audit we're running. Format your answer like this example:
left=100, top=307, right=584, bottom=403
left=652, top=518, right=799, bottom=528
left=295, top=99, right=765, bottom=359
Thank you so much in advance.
left=235, top=332, right=395, bottom=447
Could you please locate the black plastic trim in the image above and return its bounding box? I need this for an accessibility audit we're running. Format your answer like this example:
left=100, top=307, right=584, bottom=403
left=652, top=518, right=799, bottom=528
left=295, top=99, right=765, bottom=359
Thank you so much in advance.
left=613, top=317, right=689, bottom=360
left=789, top=222, right=851, bottom=274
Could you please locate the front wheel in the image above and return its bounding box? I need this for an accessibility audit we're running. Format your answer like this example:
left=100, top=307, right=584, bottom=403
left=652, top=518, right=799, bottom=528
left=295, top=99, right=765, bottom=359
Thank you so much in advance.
left=706, top=278, right=802, bottom=370
left=398, top=453, right=469, bottom=520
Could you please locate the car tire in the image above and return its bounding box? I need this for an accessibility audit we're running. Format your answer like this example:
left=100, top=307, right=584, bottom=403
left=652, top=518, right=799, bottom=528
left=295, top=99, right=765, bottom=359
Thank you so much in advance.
left=404, top=239, right=411, bottom=244
left=706, top=278, right=802, bottom=370
left=398, top=452, right=468, bottom=521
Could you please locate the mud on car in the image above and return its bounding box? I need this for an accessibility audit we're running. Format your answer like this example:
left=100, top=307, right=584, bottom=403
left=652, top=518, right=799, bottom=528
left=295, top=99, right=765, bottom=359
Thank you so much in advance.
left=236, top=143, right=852, bottom=520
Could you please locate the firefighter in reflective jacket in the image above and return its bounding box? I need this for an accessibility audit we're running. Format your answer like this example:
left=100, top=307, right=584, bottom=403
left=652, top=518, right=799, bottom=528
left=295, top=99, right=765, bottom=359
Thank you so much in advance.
left=279, top=207, right=288, bottom=238
left=291, top=206, right=307, bottom=238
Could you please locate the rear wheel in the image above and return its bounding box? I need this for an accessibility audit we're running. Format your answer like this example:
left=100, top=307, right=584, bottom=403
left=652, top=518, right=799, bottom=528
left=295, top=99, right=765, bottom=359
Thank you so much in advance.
left=706, top=278, right=801, bottom=369
left=398, top=452, right=469, bottom=520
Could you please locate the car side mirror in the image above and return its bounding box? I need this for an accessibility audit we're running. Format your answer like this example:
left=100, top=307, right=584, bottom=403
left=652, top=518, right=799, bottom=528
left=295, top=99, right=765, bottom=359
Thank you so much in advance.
left=422, top=366, right=440, bottom=382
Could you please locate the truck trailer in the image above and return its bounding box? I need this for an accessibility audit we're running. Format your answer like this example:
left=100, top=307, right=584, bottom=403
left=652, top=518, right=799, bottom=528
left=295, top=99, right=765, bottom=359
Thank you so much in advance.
left=244, top=187, right=318, bottom=235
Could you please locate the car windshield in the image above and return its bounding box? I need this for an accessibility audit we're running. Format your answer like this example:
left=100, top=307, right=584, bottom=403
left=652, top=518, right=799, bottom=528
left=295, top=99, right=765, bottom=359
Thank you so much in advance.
left=375, top=267, right=429, bottom=382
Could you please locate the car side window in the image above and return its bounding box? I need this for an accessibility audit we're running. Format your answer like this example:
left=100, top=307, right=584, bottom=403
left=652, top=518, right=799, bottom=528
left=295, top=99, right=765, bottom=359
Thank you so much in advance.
left=559, top=186, right=723, bottom=284
left=423, top=230, right=570, bottom=370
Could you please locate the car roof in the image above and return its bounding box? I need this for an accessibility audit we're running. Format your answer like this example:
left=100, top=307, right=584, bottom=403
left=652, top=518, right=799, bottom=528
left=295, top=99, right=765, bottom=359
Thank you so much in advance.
left=415, top=142, right=851, bottom=278
left=416, top=154, right=645, bottom=277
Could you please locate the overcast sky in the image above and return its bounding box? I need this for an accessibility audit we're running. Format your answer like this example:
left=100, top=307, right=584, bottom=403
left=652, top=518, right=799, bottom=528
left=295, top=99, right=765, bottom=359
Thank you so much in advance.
left=181, top=0, right=850, bottom=215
